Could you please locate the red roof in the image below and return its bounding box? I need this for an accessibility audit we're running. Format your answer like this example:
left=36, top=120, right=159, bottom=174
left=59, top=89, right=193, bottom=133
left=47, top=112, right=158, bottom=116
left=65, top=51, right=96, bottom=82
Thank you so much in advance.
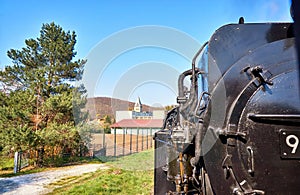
left=110, top=119, right=163, bottom=128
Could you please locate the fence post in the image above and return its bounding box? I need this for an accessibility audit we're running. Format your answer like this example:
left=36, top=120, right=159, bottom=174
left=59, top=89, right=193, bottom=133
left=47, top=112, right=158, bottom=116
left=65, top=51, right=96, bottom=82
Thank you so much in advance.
left=102, top=129, right=105, bottom=148
left=150, top=128, right=153, bottom=148
left=93, top=143, right=95, bottom=157
left=123, top=128, right=126, bottom=156
left=141, top=129, right=144, bottom=151
left=13, top=151, right=19, bottom=174
left=102, top=130, right=106, bottom=156
left=18, top=151, right=22, bottom=172
left=146, top=128, right=149, bottom=149
left=114, top=127, right=117, bottom=157
left=136, top=128, right=139, bottom=152
left=130, top=128, right=132, bottom=154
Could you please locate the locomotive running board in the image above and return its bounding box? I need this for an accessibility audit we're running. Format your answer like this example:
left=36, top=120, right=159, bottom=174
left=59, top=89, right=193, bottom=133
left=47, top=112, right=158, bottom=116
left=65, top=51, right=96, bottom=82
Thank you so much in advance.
left=248, top=114, right=300, bottom=125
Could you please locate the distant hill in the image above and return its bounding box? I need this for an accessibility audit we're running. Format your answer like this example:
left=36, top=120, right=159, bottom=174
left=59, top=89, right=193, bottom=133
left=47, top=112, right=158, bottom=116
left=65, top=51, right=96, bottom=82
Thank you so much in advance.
left=85, top=97, right=163, bottom=120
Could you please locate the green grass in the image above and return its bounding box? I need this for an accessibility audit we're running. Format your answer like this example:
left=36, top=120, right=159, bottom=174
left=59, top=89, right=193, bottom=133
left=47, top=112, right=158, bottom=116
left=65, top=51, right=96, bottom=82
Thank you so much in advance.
left=43, top=156, right=103, bottom=167
left=47, top=149, right=154, bottom=195
left=0, top=167, right=48, bottom=178
left=47, top=175, right=82, bottom=187
left=0, top=156, right=102, bottom=178
left=1, top=150, right=155, bottom=194
left=0, top=157, right=14, bottom=170
left=107, top=149, right=154, bottom=171
left=48, top=168, right=153, bottom=195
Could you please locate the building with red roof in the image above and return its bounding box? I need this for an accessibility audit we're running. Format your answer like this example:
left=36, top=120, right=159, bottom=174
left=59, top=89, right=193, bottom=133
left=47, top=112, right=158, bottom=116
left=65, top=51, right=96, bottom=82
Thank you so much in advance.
left=110, top=119, right=163, bottom=135
left=116, top=97, right=165, bottom=121
left=111, top=119, right=163, bottom=128
left=111, top=98, right=165, bottom=135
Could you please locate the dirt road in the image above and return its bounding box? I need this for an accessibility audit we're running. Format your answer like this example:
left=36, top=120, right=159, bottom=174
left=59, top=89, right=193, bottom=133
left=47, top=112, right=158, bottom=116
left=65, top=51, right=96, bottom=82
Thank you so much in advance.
left=0, top=164, right=108, bottom=195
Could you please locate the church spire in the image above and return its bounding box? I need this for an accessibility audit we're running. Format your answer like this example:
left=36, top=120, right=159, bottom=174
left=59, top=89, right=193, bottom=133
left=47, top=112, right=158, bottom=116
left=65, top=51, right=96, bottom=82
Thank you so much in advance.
left=134, top=97, right=142, bottom=112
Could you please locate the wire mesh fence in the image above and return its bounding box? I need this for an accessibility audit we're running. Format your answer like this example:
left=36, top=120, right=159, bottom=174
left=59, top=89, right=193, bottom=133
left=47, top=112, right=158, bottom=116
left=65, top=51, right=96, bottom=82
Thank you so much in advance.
left=90, top=129, right=156, bottom=158
left=13, top=151, right=29, bottom=173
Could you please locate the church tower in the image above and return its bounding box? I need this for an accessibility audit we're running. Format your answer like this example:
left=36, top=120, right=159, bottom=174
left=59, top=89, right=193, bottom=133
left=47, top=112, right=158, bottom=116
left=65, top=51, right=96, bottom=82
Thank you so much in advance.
left=134, top=97, right=142, bottom=112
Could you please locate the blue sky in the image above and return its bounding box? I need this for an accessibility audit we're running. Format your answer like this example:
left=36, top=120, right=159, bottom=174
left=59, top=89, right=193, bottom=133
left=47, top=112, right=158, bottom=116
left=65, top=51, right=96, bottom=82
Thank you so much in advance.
left=0, top=0, right=292, bottom=106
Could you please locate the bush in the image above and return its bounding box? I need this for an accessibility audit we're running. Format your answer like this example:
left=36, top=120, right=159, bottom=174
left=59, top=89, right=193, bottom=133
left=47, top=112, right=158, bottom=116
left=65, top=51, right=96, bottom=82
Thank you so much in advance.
left=104, top=128, right=111, bottom=134
left=0, top=157, right=14, bottom=170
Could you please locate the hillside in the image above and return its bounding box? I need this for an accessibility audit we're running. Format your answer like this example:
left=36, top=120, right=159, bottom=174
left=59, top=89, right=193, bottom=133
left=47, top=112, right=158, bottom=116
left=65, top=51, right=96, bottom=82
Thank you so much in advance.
left=85, top=97, right=162, bottom=120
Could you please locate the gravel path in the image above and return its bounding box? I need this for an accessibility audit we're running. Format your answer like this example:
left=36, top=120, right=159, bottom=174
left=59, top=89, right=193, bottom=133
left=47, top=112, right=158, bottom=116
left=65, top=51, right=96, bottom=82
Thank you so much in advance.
left=0, top=164, right=108, bottom=195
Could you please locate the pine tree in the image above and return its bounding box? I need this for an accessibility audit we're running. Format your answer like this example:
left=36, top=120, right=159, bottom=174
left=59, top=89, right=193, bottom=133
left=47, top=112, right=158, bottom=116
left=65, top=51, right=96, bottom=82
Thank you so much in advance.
left=0, top=22, right=88, bottom=165
left=0, top=90, right=36, bottom=152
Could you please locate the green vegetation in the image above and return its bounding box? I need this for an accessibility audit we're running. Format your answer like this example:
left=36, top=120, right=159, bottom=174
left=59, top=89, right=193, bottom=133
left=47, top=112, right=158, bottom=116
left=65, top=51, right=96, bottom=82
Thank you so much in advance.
left=107, top=149, right=154, bottom=171
left=0, top=20, right=154, bottom=194
left=49, top=168, right=153, bottom=195
left=0, top=156, right=103, bottom=177
left=0, top=167, right=47, bottom=178
left=95, top=114, right=114, bottom=134
left=164, top=104, right=177, bottom=111
left=47, top=149, right=154, bottom=195
left=0, top=157, right=14, bottom=170
left=0, top=22, right=90, bottom=166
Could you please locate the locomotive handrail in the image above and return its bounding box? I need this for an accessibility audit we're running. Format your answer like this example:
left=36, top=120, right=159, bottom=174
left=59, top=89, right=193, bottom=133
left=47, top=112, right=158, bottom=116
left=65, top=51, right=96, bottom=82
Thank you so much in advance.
left=178, top=42, right=208, bottom=119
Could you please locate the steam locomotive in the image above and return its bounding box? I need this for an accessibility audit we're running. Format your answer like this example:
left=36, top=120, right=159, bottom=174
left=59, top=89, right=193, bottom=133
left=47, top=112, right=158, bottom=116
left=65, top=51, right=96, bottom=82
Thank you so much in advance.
left=154, top=19, right=300, bottom=194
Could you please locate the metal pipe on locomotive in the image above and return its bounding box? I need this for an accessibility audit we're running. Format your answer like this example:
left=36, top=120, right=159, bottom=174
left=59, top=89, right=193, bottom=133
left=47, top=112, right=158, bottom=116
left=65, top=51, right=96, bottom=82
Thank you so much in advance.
left=154, top=18, right=300, bottom=195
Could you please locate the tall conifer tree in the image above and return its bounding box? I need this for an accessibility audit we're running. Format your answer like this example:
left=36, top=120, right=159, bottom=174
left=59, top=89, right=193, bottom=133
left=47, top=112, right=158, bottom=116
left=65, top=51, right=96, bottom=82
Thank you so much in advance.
left=0, top=22, right=87, bottom=165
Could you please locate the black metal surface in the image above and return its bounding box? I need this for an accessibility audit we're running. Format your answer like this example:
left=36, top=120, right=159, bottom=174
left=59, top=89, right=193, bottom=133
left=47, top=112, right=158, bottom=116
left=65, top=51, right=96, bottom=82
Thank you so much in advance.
left=154, top=22, right=300, bottom=195
left=154, top=130, right=176, bottom=195
left=280, top=129, right=300, bottom=159
left=291, top=0, right=300, bottom=83
left=234, top=70, right=300, bottom=194
left=248, top=114, right=300, bottom=125
left=203, top=24, right=299, bottom=194
left=208, top=23, right=294, bottom=92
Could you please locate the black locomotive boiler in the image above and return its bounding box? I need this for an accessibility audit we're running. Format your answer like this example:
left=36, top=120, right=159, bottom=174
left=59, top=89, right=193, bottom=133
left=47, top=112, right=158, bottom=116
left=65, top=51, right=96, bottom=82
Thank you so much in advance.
left=154, top=21, right=300, bottom=194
